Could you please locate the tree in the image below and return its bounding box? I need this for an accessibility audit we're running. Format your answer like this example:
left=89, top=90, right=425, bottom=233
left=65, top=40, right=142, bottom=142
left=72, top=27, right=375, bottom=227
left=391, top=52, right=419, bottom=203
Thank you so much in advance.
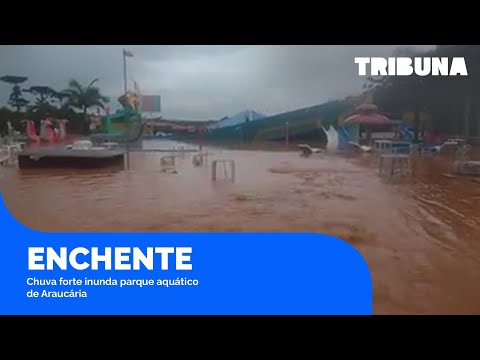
left=365, top=45, right=480, bottom=138
left=63, top=78, right=109, bottom=134
left=364, top=46, right=431, bottom=141
left=24, top=86, right=59, bottom=120
left=52, top=90, right=70, bottom=109
left=0, top=75, right=30, bottom=111
left=25, top=86, right=56, bottom=107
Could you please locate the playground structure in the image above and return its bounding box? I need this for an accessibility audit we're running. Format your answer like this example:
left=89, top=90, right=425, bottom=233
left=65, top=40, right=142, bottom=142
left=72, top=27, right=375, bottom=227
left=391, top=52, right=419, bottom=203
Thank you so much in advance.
left=97, top=90, right=142, bottom=134
left=298, top=123, right=373, bottom=157
left=318, top=109, right=463, bottom=157
left=16, top=123, right=146, bottom=170
left=17, top=122, right=199, bottom=170
left=167, top=96, right=440, bottom=157
left=170, top=99, right=353, bottom=144
left=296, top=116, right=453, bottom=158
left=293, top=102, right=398, bottom=155
left=16, top=114, right=147, bottom=169
left=90, top=90, right=143, bottom=147
left=322, top=125, right=339, bottom=152
left=97, top=107, right=141, bottom=135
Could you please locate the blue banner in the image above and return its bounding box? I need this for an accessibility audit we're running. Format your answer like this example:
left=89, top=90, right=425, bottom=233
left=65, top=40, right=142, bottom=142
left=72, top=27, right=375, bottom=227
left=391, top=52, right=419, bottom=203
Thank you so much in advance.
left=0, top=192, right=372, bottom=315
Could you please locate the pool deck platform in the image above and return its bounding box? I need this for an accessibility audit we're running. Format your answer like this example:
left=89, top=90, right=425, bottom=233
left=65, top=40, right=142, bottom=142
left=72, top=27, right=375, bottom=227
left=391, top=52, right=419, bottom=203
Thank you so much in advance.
left=17, top=147, right=127, bottom=169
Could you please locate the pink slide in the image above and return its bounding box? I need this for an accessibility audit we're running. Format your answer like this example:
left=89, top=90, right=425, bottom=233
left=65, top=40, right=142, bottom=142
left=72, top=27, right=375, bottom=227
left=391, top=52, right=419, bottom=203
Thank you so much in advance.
left=44, top=119, right=57, bottom=144
left=57, top=119, right=68, bottom=141
left=26, top=120, right=40, bottom=142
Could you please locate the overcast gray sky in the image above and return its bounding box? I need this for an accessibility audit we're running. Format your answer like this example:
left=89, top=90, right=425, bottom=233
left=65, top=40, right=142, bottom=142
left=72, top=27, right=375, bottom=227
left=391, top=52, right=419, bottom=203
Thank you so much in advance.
left=0, top=45, right=434, bottom=120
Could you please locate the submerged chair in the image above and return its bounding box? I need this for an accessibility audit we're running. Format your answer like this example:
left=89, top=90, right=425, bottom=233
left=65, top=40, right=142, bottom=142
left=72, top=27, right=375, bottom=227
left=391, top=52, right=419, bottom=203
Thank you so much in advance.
left=348, top=141, right=372, bottom=153
left=298, top=144, right=324, bottom=157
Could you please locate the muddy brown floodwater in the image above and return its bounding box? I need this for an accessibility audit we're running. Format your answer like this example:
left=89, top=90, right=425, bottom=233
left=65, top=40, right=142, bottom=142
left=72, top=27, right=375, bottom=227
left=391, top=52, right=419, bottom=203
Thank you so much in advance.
left=1, top=139, right=480, bottom=314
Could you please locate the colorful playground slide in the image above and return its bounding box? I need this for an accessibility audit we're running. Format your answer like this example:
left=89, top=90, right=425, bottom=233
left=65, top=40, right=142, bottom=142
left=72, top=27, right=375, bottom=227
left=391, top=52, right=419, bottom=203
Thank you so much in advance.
left=399, top=124, right=414, bottom=142
left=321, top=125, right=339, bottom=152
left=26, top=120, right=40, bottom=142
left=42, top=119, right=57, bottom=143
left=57, top=119, right=68, bottom=141
left=322, top=125, right=372, bottom=152
left=337, top=126, right=351, bottom=150
left=26, top=119, right=65, bottom=144
left=321, top=123, right=454, bottom=155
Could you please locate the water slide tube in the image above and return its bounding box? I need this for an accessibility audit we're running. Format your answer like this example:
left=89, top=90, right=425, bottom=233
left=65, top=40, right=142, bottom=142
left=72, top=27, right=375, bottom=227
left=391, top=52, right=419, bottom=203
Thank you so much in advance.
left=26, top=120, right=40, bottom=142
left=337, top=125, right=372, bottom=152
left=44, top=119, right=57, bottom=143
left=39, top=120, right=47, bottom=141
left=57, top=119, right=68, bottom=141
left=321, top=125, right=339, bottom=152
left=399, top=124, right=414, bottom=142
left=337, top=126, right=352, bottom=150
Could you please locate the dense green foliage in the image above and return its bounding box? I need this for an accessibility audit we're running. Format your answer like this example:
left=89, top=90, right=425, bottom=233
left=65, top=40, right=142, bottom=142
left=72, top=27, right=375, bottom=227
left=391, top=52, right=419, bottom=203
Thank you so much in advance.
left=0, top=77, right=109, bottom=136
left=368, top=45, right=480, bottom=139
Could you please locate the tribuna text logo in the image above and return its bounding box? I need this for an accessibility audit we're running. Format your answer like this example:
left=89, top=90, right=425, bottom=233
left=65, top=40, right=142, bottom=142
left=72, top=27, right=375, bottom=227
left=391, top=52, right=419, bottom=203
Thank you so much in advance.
left=355, top=57, right=468, bottom=76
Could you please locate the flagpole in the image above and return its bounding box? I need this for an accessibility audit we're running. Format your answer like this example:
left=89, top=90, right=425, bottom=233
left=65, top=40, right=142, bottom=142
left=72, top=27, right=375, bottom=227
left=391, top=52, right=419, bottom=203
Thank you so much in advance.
left=123, top=50, right=128, bottom=94
left=122, top=49, right=130, bottom=170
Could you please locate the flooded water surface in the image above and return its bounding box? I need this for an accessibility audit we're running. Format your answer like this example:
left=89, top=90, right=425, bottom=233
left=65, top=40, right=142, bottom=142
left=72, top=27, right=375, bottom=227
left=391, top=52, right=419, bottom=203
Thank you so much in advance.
left=2, top=139, right=480, bottom=314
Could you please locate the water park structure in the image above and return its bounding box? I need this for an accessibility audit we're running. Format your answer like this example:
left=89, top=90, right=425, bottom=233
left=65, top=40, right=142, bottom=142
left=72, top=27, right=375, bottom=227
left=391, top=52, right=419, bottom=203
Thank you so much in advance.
left=25, top=118, right=69, bottom=144
left=87, top=89, right=144, bottom=148
left=169, top=93, right=408, bottom=153
left=92, top=91, right=142, bottom=135
left=13, top=88, right=165, bottom=169
left=2, top=69, right=475, bottom=173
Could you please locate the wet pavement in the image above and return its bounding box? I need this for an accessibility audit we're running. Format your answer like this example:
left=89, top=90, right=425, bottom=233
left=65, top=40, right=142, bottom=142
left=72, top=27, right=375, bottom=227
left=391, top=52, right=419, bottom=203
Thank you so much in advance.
left=1, top=139, right=480, bottom=314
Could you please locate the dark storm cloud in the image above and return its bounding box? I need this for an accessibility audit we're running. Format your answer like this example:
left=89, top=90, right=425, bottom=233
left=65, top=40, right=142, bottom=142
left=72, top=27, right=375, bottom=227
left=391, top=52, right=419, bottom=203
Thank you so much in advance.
left=0, top=45, right=434, bottom=120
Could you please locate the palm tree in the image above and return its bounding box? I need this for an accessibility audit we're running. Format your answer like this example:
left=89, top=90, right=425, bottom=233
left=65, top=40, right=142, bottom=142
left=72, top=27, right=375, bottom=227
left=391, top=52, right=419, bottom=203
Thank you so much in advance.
left=63, top=78, right=109, bottom=133
left=52, top=90, right=70, bottom=109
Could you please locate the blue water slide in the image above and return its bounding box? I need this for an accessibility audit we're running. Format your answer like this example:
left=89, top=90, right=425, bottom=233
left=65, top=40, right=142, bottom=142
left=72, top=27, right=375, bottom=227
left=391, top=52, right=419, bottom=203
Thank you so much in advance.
left=337, top=126, right=353, bottom=150
left=398, top=123, right=414, bottom=142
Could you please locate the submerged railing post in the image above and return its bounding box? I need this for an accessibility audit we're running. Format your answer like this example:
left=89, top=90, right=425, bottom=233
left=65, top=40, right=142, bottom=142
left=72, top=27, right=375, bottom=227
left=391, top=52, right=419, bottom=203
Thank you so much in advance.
left=285, top=121, right=290, bottom=150
left=161, top=155, right=175, bottom=167
left=125, top=143, right=130, bottom=170
left=378, top=154, right=410, bottom=178
left=212, top=159, right=235, bottom=182
left=240, top=125, right=244, bottom=149
left=192, top=153, right=208, bottom=166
